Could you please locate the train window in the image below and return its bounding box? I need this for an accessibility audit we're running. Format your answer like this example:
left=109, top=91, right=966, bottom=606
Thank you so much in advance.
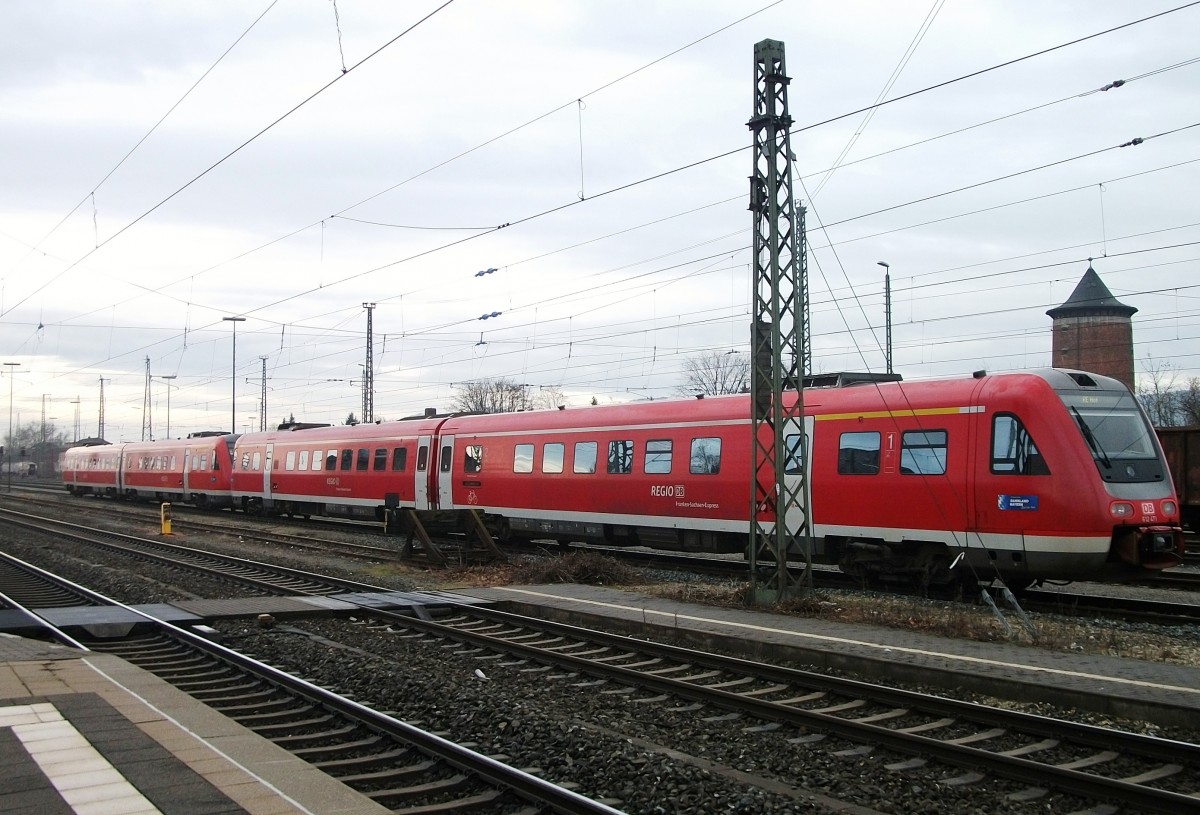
left=392, top=447, right=408, bottom=472
left=326, top=449, right=338, bottom=470
left=373, top=448, right=388, bottom=471
left=514, top=444, right=534, bottom=473
left=838, top=432, right=880, bottom=475
left=464, top=445, right=483, bottom=474
left=901, top=430, right=947, bottom=475
left=440, top=445, right=452, bottom=472
left=607, top=440, right=634, bottom=474
left=574, top=441, right=597, bottom=474
left=543, top=443, right=565, bottom=474
left=314, top=450, right=325, bottom=471
left=170, top=456, right=177, bottom=470
left=285, top=451, right=296, bottom=471
left=690, top=438, right=721, bottom=474
left=201, top=455, right=208, bottom=470
left=252, top=452, right=262, bottom=470
left=645, top=439, right=672, bottom=474
left=341, top=449, right=354, bottom=471
left=356, top=448, right=369, bottom=471
left=991, top=415, right=1048, bottom=475
left=784, top=433, right=805, bottom=474
left=417, top=445, right=429, bottom=471
left=298, top=450, right=309, bottom=470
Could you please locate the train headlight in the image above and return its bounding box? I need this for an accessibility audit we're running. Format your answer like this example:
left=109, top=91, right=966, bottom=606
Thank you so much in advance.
left=1161, top=499, right=1177, bottom=517
left=1109, top=501, right=1135, bottom=519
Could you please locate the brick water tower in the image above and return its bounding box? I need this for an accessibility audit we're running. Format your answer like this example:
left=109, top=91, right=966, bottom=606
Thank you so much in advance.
left=1046, top=263, right=1136, bottom=390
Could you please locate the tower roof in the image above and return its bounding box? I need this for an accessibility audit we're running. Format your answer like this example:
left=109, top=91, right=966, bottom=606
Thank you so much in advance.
left=1046, top=264, right=1137, bottom=319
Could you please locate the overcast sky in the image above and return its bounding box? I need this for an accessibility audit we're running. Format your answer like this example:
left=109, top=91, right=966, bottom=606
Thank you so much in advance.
left=2, top=0, right=1198, bottom=442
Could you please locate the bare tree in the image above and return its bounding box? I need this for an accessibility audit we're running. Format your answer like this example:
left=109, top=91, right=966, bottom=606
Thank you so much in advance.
left=452, top=378, right=532, bottom=413
left=530, top=385, right=566, bottom=411
left=676, top=351, right=749, bottom=396
left=1179, top=378, right=1200, bottom=426
left=1137, top=357, right=1181, bottom=427
left=6, top=420, right=72, bottom=476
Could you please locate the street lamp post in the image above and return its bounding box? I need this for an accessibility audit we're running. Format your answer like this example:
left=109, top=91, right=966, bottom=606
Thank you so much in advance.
left=4, top=362, right=18, bottom=493
left=154, top=375, right=178, bottom=439
left=878, top=261, right=892, bottom=375
left=70, top=397, right=81, bottom=443
left=223, top=317, right=246, bottom=434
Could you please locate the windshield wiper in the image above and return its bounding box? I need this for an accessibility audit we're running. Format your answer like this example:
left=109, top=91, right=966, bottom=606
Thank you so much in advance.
left=1071, top=407, right=1112, bottom=469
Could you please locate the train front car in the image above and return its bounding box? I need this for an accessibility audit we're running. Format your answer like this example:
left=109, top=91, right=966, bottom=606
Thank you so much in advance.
left=782, top=368, right=1184, bottom=589
left=1040, top=369, right=1183, bottom=577
left=943, top=368, right=1182, bottom=587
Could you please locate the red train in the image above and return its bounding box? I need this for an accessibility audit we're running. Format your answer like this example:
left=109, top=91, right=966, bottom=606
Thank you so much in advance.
left=61, top=431, right=236, bottom=509
left=61, top=368, right=1184, bottom=588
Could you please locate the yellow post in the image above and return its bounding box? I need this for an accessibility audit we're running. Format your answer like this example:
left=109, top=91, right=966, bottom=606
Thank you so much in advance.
left=161, top=502, right=172, bottom=535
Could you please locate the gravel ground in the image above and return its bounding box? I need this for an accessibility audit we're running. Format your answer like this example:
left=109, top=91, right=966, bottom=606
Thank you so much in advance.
left=4, top=496, right=1200, bottom=814
left=220, top=615, right=1106, bottom=815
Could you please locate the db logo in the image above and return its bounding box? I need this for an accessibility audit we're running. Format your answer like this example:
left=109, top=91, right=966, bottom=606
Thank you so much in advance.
left=467, top=490, right=479, bottom=504
left=1141, top=501, right=1155, bottom=515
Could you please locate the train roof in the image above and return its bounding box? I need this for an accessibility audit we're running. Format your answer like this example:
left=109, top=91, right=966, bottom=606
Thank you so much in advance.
left=437, top=368, right=1133, bottom=435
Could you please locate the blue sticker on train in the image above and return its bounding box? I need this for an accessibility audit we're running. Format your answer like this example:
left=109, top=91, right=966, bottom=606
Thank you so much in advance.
left=998, top=495, right=1038, bottom=511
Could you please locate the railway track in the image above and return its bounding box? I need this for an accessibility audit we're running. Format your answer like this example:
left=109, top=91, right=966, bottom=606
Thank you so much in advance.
left=13, top=489, right=1200, bottom=628
left=0, top=505, right=385, bottom=597
left=7, top=488, right=410, bottom=563
left=263, top=602, right=1200, bottom=812
left=0, top=548, right=623, bottom=815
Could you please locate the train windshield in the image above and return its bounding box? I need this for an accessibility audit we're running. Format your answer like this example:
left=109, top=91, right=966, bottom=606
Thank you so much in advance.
left=1059, top=393, right=1164, bottom=483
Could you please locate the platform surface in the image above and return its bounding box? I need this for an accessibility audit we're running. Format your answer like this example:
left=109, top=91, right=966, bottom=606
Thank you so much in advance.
left=0, top=633, right=389, bottom=815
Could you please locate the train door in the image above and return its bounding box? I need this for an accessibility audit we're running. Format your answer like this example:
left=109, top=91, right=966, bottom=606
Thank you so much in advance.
left=182, top=447, right=192, bottom=496
left=116, top=447, right=126, bottom=494
left=262, top=444, right=274, bottom=509
left=782, top=417, right=814, bottom=535
left=437, top=435, right=456, bottom=510
left=965, top=378, right=1034, bottom=578
left=415, top=435, right=432, bottom=510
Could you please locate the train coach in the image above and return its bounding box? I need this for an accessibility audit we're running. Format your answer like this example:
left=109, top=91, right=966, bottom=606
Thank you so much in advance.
left=227, top=414, right=445, bottom=520
left=60, top=367, right=1185, bottom=588
left=60, top=432, right=236, bottom=508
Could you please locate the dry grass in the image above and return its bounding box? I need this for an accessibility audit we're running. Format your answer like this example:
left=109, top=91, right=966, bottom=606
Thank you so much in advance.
left=433, top=552, right=642, bottom=588
left=510, top=551, right=643, bottom=586
left=644, top=580, right=1200, bottom=666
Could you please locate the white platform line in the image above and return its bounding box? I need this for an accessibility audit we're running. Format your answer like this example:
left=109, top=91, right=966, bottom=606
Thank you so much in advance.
left=4, top=702, right=162, bottom=815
